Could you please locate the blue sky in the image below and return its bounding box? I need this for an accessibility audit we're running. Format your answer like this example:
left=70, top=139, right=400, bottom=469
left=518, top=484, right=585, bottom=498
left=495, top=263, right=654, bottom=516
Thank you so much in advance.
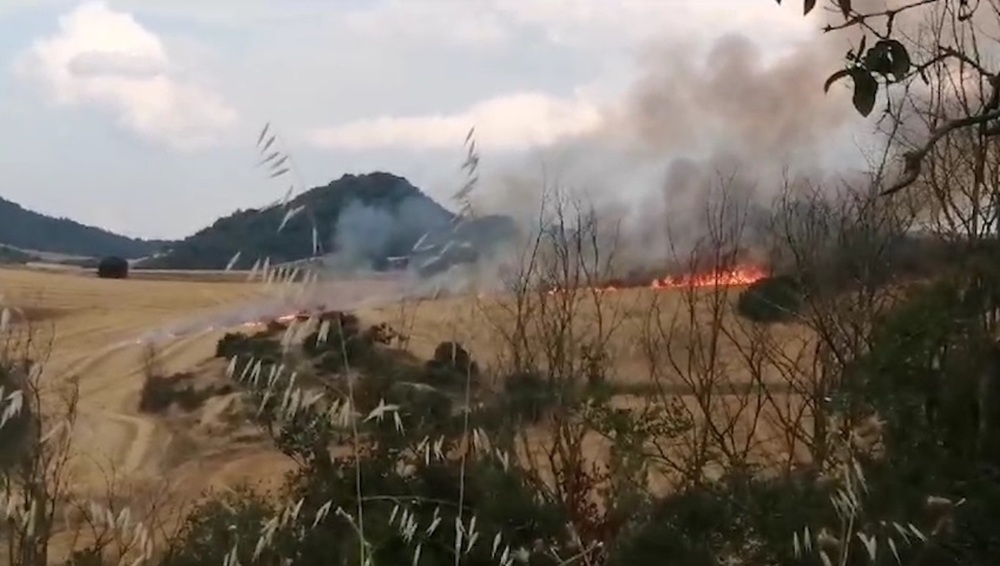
left=0, top=1, right=840, bottom=239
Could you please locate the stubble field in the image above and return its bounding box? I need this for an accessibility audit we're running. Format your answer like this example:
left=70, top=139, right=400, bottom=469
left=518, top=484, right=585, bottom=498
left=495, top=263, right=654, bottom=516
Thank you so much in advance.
left=0, top=264, right=817, bottom=506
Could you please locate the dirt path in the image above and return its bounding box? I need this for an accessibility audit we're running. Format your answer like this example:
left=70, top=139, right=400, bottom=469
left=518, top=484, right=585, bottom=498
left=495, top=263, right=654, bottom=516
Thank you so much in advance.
left=0, top=268, right=267, bottom=488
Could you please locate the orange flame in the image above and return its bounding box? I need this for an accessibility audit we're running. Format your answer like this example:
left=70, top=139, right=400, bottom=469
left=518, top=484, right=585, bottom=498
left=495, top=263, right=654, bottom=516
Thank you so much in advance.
left=240, top=268, right=770, bottom=327
left=241, top=311, right=311, bottom=330
left=650, top=266, right=767, bottom=289
left=546, top=265, right=766, bottom=295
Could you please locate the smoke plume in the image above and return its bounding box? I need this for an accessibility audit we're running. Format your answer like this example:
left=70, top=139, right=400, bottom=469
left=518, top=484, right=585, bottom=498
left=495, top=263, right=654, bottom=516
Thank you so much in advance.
left=475, top=26, right=874, bottom=273
left=325, top=194, right=453, bottom=272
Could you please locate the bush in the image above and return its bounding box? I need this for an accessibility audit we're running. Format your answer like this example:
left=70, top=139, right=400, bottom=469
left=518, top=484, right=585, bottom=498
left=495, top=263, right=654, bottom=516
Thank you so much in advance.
left=215, top=331, right=280, bottom=362
left=302, top=313, right=362, bottom=360
left=736, top=274, right=804, bottom=323
left=503, top=371, right=558, bottom=423
left=609, top=474, right=833, bottom=566
left=429, top=341, right=476, bottom=372
left=271, top=456, right=569, bottom=566
left=264, top=319, right=288, bottom=335
left=96, top=256, right=129, bottom=279
left=306, top=319, right=400, bottom=375
left=160, top=486, right=277, bottom=566
left=139, top=372, right=232, bottom=413
left=419, top=341, right=479, bottom=390
left=214, top=332, right=247, bottom=358
left=0, top=360, right=34, bottom=471
left=138, top=375, right=174, bottom=413
left=387, top=382, right=455, bottom=431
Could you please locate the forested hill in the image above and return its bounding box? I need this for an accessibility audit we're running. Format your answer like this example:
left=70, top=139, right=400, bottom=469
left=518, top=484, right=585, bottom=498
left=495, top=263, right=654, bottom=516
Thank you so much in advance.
left=0, top=196, right=169, bottom=259
left=141, top=172, right=458, bottom=270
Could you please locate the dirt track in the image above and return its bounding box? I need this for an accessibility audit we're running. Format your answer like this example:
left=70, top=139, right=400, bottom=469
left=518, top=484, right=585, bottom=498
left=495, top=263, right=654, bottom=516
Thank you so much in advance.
left=0, top=267, right=275, bottom=493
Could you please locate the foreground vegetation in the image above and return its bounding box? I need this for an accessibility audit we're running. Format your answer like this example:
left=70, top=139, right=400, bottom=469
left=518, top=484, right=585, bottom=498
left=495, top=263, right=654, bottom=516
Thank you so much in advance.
left=5, top=1, right=1000, bottom=564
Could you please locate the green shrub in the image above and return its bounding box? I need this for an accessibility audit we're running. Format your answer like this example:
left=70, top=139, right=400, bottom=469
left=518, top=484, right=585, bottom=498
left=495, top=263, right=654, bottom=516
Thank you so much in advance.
left=735, top=274, right=804, bottom=323
left=160, top=486, right=277, bottom=566
left=138, top=375, right=174, bottom=413
left=0, top=360, right=33, bottom=471
left=306, top=319, right=400, bottom=375
left=139, top=372, right=232, bottom=413
left=215, top=331, right=281, bottom=363
left=419, top=341, right=478, bottom=390
left=608, top=474, right=833, bottom=566
left=214, top=332, right=248, bottom=358
left=503, top=371, right=558, bottom=423
left=63, top=547, right=103, bottom=566
left=387, top=382, right=456, bottom=432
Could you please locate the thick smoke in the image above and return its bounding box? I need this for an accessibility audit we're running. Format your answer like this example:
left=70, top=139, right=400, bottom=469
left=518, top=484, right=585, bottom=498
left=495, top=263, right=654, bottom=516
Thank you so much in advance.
left=475, top=27, right=874, bottom=274
left=325, top=195, right=453, bottom=272
left=331, top=202, right=396, bottom=269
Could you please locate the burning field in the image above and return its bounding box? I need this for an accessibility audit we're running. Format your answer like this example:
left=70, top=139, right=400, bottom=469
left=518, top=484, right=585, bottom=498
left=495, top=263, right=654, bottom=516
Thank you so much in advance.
left=0, top=252, right=861, bottom=566
left=239, top=264, right=772, bottom=325
left=0, top=256, right=829, bottom=554
left=650, top=265, right=768, bottom=289
left=547, top=264, right=770, bottom=294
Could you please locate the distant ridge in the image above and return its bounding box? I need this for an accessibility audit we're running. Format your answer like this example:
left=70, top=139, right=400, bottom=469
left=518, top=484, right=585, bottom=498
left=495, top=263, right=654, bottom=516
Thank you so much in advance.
left=0, top=172, right=520, bottom=274
left=139, top=172, right=459, bottom=271
left=0, top=196, right=169, bottom=259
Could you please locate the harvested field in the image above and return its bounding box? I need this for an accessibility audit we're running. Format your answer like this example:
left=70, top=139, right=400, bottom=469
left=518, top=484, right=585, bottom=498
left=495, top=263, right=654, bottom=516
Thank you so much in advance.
left=0, top=267, right=271, bottom=498
left=0, top=265, right=822, bottom=503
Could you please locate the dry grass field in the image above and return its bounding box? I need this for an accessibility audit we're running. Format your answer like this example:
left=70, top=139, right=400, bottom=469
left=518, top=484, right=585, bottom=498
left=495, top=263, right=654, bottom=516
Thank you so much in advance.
left=0, top=266, right=465, bottom=501
left=0, top=267, right=280, bottom=498
left=0, top=264, right=819, bottom=508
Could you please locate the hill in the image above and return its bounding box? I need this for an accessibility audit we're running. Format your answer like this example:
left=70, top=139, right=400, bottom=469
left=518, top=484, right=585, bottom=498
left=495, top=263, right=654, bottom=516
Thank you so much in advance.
left=142, top=172, right=468, bottom=271
left=0, top=196, right=169, bottom=259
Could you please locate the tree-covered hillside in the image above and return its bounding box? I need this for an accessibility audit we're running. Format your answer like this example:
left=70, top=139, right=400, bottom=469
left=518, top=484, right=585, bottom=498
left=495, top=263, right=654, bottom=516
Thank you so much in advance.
left=142, top=172, right=460, bottom=270
left=0, top=197, right=169, bottom=259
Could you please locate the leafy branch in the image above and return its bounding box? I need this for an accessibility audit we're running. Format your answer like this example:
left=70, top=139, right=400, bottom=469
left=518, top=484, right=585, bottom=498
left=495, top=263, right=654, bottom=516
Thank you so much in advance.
left=776, top=0, right=1000, bottom=196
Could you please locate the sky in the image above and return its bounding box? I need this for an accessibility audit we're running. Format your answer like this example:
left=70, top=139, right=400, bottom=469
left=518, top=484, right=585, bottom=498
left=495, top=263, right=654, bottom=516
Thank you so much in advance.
left=0, top=0, right=828, bottom=239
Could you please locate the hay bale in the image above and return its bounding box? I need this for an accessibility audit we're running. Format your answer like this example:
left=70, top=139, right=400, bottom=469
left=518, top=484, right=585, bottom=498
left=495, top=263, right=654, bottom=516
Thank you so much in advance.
left=96, top=256, right=129, bottom=279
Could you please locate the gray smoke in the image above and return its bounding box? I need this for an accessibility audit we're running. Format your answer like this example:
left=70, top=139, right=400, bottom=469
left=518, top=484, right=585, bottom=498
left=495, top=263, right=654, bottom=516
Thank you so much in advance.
left=328, top=201, right=395, bottom=270
left=325, top=195, right=453, bottom=272
left=121, top=272, right=430, bottom=348
left=474, top=28, right=875, bottom=274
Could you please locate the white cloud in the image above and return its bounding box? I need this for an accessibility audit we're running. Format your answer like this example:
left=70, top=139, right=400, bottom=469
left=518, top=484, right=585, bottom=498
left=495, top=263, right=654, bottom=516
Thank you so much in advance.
left=66, top=50, right=164, bottom=78
left=297, top=0, right=817, bottom=154
left=13, top=1, right=237, bottom=150
left=306, top=91, right=602, bottom=151
left=342, top=1, right=510, bottom=47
